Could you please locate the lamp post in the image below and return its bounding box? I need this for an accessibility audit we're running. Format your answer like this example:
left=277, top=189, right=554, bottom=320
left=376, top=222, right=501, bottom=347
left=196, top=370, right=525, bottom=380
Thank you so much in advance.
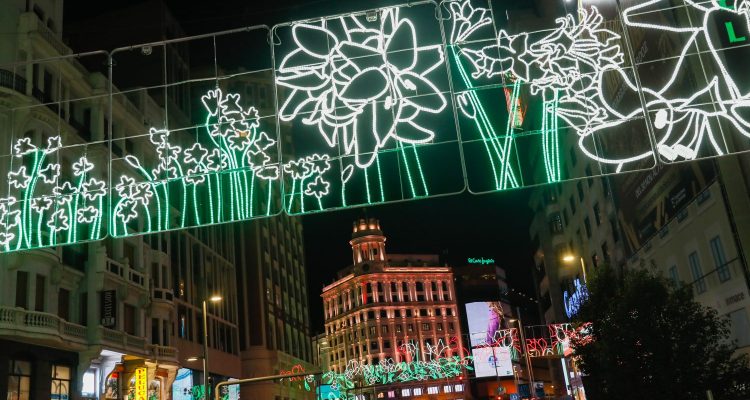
left=202, top=295, right=222, bottom=399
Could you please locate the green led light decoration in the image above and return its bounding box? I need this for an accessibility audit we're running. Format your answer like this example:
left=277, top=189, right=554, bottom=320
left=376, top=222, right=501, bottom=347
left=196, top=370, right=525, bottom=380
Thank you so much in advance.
left=1, top=136, right=107, bottom=251
left=110, top=89, right=281, bottom=238
left=3, top=0, right=750, bottom=253
left=275, top=4, right=464, bottom=215
left=292, top=338, right=473, bottom=400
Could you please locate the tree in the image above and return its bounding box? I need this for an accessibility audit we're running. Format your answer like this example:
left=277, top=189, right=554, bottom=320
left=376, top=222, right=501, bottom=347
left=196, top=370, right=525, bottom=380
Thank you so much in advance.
left=571, top=265, right=750, bottom=400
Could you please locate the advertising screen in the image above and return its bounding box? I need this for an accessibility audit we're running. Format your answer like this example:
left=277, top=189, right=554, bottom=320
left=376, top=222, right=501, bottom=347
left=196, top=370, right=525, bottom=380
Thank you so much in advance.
left=471, top=346, right=513, bottom=378
left=465, top=302, right=506, bottom=347
left=465, top=301, right=515, bottom=377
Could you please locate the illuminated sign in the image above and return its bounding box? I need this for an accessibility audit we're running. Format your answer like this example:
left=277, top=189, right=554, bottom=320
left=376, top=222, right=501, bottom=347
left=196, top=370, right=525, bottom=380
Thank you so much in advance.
left=134, top=368, right=147, bottom=400
left=467, top=257, right=495, bottom=265
left=564, top=279, right=588, bottom=319
left=2, top=0, right=750, bottom=254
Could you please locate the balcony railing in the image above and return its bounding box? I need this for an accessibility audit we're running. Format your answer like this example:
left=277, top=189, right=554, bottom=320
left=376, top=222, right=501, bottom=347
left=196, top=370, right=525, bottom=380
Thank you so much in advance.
left=100, top=327, right=178, bottom=362
left=105, top=258, right=147, bottom=290
left=0, top=307, right=87, bottom=346
left=0, top=69, right=26, bottom=94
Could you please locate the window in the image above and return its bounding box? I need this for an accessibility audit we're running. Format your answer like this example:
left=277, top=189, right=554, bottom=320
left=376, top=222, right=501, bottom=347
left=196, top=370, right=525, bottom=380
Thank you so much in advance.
left=401, top=389, right=411, bottom=397
left=35, top=274, right=46, bottom=312
left=454, top=384, right=464, bottom=392
left=7, top=359, right=31, bottom=400
left=413, top=388, right=423, bottom=395
left=577, top=181, right=584, bottom=201
left=444, top=385, right=453, bottom=393
left=668, top=265, right=680, bottom=287
left=124, top=303, right=137, bottom=335
left=593, top=203, right=601, bottom=225
left=688, top=252, right=706, bottom=294
left=58, top=289, right=70, bottom=320
left=584, top=217, right=592, bottom=238
left=16, top=271, right=28, bottom=308
left=407, top=324, right=413, bottom=332
left=427, top=386, right=439, bottom=395
left=710, top=236, right=730, bottom=282
left=51, top=365, right=70, bottom=400
left=549, top=213, right=563, bottom=234
left=422, top=323, right=430, bottom=331
left=728, top=309, right=750, bottom=348
left=569, top=196, right=576, bottom=215
left=396, top=325, right=402, bottom=333
left=610, top=217, right=620, bottom=242
left=381, top=325, right=388, bottom=334
left=436, top=323, right=443, bottom=332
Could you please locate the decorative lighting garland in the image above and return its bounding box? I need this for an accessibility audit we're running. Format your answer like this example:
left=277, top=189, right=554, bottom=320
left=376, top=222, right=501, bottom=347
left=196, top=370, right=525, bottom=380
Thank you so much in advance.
left=289, top=338, right=473, bottom=399
left=2, top=0, right=750, bottom=252
left=449, top=0, right=750, bottom=174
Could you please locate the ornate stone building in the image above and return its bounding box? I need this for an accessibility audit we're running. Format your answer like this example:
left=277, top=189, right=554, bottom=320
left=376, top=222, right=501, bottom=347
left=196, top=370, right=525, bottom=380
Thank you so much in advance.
left=322, top=218, right=467, bottom=399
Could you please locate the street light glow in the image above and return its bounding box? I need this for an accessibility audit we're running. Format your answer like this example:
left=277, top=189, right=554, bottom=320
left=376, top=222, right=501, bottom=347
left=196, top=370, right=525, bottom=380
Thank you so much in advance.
left=186, top=356, right=199, bottom=362
left=209, top=295, right=223, bottom=302
left=562, top=254, right=576, bottom=263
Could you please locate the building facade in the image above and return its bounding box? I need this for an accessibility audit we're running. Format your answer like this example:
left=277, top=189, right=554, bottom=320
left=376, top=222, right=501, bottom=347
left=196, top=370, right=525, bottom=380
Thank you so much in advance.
left=235, top=212, right=315, bottom=400
left=0, top=1, right=243, bottom=399
left=322, top=218, right=467, bottom=399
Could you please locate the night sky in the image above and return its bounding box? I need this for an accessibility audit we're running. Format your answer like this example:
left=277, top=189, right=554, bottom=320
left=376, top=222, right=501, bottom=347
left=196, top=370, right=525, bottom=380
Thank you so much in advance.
left=63, top=0, right=539, bottom=334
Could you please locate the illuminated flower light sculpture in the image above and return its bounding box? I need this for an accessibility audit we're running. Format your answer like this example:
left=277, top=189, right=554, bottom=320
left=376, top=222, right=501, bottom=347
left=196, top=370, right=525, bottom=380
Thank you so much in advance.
left=450, top=0, right=750, bottom=177
left=112, top=89, right=280, bottom=236
left=1, top=137, right=106, bottom=251
left=306, top=338, right=473, bottom=399
left=276, top=7, right=448, bottom=206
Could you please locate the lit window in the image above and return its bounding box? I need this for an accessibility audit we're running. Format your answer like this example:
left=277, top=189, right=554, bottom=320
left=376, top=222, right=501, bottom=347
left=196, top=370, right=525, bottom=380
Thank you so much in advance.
left=388, top=391, right=395, bottom=398
left=401, top=388, right=411, bottom=397
left=443, top=385, right=453, bottom=393
left=455, top=384, right=464, bottom=392
left=51, top=365, right=71, bottom=400
left=81, top=369, right=97, bottom=397
left=427, top=386, right=439, bottom=394
left=413, top=388, right=423, bottom=395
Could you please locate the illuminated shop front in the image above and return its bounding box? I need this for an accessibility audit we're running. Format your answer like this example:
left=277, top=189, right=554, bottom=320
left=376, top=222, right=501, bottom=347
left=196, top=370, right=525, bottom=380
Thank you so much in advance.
left=172, top=368, right=239, bottom=400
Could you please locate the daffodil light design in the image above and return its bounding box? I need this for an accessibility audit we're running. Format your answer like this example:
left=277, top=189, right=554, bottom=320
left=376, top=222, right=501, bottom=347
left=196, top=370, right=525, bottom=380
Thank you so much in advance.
left=111, top=89, right=280, bottom=236
left=449, top=0, right=750, bottom=191
left=276, top=6, right=450, bottom=208
left=1, top=136, right=106, bottom=251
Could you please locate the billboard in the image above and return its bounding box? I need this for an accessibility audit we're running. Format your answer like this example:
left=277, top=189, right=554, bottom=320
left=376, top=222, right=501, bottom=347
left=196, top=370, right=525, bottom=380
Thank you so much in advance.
left=471, top=346, right=513, bottom=378
left=465, top=302, right=516, bottom=377
left=466, top=301, right=507, bottom=347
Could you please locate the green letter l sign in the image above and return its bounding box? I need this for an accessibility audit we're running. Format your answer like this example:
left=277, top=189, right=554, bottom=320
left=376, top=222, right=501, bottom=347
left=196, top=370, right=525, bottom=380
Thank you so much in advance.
left=726, top=21, right=747, bottom=43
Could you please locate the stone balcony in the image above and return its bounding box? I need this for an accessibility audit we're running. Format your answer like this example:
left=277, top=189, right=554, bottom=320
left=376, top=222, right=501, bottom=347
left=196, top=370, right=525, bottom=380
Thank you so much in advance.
left=0, top=307, right=178, bottom=363
left=0, top=306, right=87, bottom=350
left=105, top=258, right=147, bottom=290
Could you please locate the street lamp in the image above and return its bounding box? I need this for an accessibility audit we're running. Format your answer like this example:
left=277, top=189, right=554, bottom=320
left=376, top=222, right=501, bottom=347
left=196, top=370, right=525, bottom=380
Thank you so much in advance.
left=202, top=295, right=222, bottom=399
left=562, top=254, right=587, bottom=283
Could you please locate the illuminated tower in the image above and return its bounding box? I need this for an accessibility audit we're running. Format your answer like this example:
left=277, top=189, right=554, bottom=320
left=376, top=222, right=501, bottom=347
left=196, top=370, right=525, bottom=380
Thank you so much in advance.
left=350, top=218, right=386, bottom=265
